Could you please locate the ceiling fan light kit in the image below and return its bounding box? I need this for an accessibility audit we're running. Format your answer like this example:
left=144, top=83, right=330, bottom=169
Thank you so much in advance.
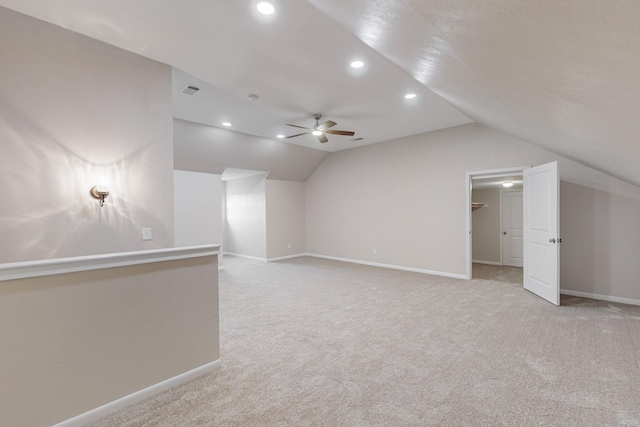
left=285, top=113, right=355, bottom=144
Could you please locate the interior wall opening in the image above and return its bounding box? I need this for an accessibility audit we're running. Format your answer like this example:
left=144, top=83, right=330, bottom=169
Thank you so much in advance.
left=466, top=167, right=526, bottom=283
left=221, top=168, right=269, bottom=260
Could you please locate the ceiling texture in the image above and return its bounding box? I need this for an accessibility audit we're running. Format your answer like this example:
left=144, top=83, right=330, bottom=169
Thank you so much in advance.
left=2, top=1, right=640, bottom=186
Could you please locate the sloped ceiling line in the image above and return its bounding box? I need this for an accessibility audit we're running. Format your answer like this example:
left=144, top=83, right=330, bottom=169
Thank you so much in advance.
left=308, top=0, right=640, bottom=187
left=1, top=1, right=639, bottom=186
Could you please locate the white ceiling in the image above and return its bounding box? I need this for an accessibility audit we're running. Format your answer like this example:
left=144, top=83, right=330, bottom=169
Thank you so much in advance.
left=1, top=1, right=639, bottom=185
left=0, top=0, right=470, bottom=153
left=473, top=176, right=523, bottom=191
left=308, top=0, right=640, bottom=186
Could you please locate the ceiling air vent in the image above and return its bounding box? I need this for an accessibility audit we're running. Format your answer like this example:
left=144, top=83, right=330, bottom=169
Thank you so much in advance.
left=351, top=137, right=364, bottom=141
left=182, top=85, right=200, bottom=95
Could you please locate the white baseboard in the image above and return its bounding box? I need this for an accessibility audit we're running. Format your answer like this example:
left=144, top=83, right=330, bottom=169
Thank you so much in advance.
left=52, top=360, right=221, bottom=427
left=267, top=254, right=306, bottom=262
left=472, top=259, right=502, bottom=266
left=560, top=289, right=640, bottom=307
left=224, top=253, right=306, bottom=263
left=223, top=252, right=267, bottom=262
left=305, top=253, right=467, bottom=280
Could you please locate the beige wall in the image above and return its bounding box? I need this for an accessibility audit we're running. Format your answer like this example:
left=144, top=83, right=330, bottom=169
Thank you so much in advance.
left=306, top=123, right=640, bottom=300
left=224, top=174, right=268, bottom=258
left=0, top=255, right=219, bottom=427
left=173, top=118, right=329, bottom=182
left=173, top=118, right=315, bottom=261
left=560, top=181, right=640, bottom=299
left=174, top=172, right=305, bottom=261
left=266, top=180, right=306, bottom=259
left=174, top=171, right=223, bottom=247
left=0, top=11, right=220, bottom=426
left=0, top=8, right=175, bottom=262
left=471, top=188, right=501, bottom=264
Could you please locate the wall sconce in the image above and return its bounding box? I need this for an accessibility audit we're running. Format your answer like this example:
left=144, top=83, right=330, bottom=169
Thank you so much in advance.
left=90, top=182, right=109, bottom=207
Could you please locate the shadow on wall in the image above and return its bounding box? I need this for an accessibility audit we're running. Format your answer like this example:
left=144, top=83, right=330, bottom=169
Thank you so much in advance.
left=0, top=101, right=170, bottom=262
left=559, top=181, right=607, bottom=296
left=223, top=172, right=269, bottom=259
left=559, top=179, right=640, bottom=301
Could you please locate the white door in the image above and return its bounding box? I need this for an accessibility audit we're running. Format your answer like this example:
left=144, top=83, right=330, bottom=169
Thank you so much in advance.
left=501, top=191, right=523, bottom=267
left=523, top=161, right=560, bottom=305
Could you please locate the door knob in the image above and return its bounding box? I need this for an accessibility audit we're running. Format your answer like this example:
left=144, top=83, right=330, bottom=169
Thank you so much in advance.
left=549, top=238, right=556, bottom=243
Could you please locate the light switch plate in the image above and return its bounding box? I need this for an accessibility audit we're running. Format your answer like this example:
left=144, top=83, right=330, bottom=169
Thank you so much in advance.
left=142, top=227, right=152, bottom=241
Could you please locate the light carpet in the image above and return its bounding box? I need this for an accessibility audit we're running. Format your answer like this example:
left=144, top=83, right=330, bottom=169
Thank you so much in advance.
left=472, top=262, right=523, bottom=285
left=89, top=256, right=640, bottom=426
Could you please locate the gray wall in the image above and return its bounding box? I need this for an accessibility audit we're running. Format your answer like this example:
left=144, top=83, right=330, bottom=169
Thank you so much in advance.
left=0, top=10, right=219, bottom=426
left=560, top=181, right=640, bottom=300
left=306, top=123, right=640, bottom=301
left=0, top=7, right=174, bottom=262
left=266, top=180, right=306, bottom=259
left=173, top=118, right=329, bottom=182
left=173, top=119, right=315, bottom=262
left=0, top=255, right=219, bottom=427
left=173, top=171, right=306, bottom=262
left=173, top=169, right=307, bottom=264
left=174, top=170, right=223, bottom=248
left=224, top=174, right=268, bottom=259
left=471, top=188, right=501, bottom=264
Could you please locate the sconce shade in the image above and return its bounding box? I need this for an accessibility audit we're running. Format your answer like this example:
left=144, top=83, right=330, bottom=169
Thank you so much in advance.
left=90, top=186, right=109, bottom=207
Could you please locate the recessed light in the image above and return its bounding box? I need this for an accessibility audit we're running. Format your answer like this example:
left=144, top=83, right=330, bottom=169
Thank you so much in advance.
left=502, top=182, right=514, bottom=188
left=276, top=134, right=285, bottom=138
left=257, top=2, right=275, bottom=15
left=222, top=122, right=232, bottom=127
left=405, top=93, right=417, bottom=99
left=350, top=60, right=364, bottom=69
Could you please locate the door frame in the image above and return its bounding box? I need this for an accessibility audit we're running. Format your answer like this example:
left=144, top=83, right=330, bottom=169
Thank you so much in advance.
left=465, top=166, right=528, bottom=280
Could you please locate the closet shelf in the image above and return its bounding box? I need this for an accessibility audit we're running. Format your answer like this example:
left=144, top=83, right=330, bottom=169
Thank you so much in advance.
left=471, top=202, right=487, bottom=211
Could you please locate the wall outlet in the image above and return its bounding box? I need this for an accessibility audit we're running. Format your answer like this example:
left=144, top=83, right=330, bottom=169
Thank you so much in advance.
left=288, top=243, right=292, bottom=249
left=142, top=227, right=152, bottom=241
left=373, top=248, right=377, bottom=254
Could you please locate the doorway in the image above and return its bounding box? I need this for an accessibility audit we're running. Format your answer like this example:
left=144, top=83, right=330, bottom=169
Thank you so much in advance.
left=465, top=166, right=527, bottom=281
left=466, top=163, right=561, bottom=305
left=470, top=183, right=524, bottom=284
left=221, top=168, right=269, bottom=260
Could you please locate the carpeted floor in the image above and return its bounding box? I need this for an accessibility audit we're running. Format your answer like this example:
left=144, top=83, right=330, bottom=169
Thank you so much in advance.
left=472, top=262, right=523, bottom=285
left=89, top=256, right=640, bottom=426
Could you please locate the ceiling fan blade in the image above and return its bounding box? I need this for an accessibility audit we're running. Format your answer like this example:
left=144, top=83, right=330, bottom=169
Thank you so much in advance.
left=317, top=133, right=329, bottom=143
left=318, top=120, right=337, bottom=131
left=324, top=129, right=355, bottom=136
left=286, top=132, right=310, bottom=138
left=286, top=124, right=311, bottom=130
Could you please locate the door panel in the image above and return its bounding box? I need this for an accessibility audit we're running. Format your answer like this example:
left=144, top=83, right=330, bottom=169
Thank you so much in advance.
left=523, top=161, right=559, bottom=305
left=502, top=191, right=523, bottom=267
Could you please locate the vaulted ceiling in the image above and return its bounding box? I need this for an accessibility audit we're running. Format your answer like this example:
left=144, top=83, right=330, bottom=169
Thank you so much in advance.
left=308, top=0, right=640, bottom=187
left=2, top=1, right=639, bottom=186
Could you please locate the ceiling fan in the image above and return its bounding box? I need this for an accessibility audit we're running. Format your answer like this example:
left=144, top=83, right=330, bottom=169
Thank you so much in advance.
left=286, top=114, right=355, bottom=143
